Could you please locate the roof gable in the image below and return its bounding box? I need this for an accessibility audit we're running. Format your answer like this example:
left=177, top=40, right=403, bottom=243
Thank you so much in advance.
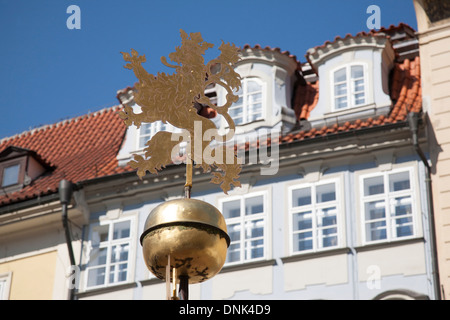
left=0, top=146, right=30, bottom=160
left=0, top=145, right=54, bottom=170
left=0, top=107, right=127, bottom=206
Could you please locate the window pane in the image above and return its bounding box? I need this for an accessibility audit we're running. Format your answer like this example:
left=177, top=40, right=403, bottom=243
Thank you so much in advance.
left=223, top=200, right=240, bottom=218
left=354, top=79, right=364, bottom=92
left=0, top=280, right=5, bottom=300
left=293, top=231, right=313, bottom=251
left=248, top=100, right=263, bottom=122
left=247, top=80, right=261, bottom=93
left=319, top=207, right=338, bottom=248
left=396, top=217, right=413, bottom=237
left=234, top=116, right=243, bottom=125
left=248, top=111, right=262, bottom=122
left=227, top=222, right=241, bottom=242
left=354, top=92, right=365, bottom=105
left=249, top=92, right=262, bottom=102
left=226, top=243, right=240, bottom=263
left=2, top=164, right=20, bottom=187
left=245, top=196, right=264, bottom=215
left=109, top=266, right=115, bottom=284
left=139, top=122, right=173, bottom=148
left=111, top=244, right=129, bottom=263
left=91, top=224, right=109, bottom=245
left=159, top=121, right=168, bottom=132
left=322, top=230, right=338, bottom=248
left=366, top=221, right=387, bottom=241
left=293, top=211, right=312, bottom=231
left=224, top=193, right=266, bottom=263
left=351, top=65, right=364, bottom=79
left=292, top=187, right=311, bottom=207
left=249, top=102, right=262, bottom=114
left=362, top=171, right=415, bottom=242
left=335, top=96, right=347, bottom=109
left=231, top=79, right=265, bottom=126
left=141, top=123, right=152, bottom=135
left=334, top=83, right=347, bottom=96
left=139, top=137, right=148, bottom=149
left=230, top=106, right=243, bottom=118
left=109, top=263, right=128, bottom=283
left=365, top=200, right=386, bottom=220
left=364, top=176, right=384, bottom=196
left=87, top=267, right=106, bottom=287
left=86, top=218, right=133, bottom=287
left=89, top=247, right=107, bottom=266
left=245, top=239, right=264, bottom=260
left=393, top=196, right=412, bottom=216
left=320, top=207, right=337, bottom=226
left=113, top=221, right=130, bottom=240
left=245, top=219, right=264, bottom=238
left=389, top=171, right=410, bottom=192
left=139, top=123, right=154, bottom=148
left=316, top=183, right=336, bottom=203
left=334, top=67, right=346, bottom=82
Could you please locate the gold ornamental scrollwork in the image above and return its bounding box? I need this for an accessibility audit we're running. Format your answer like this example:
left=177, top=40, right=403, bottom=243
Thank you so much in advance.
left=119, top=29, right=242, bottom=194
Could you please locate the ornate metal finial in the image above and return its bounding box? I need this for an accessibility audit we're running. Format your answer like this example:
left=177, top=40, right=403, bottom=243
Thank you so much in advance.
left=119, top=29, right=242, bottom=194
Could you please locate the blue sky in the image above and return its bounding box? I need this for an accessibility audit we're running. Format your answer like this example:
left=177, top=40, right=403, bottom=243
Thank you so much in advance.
left=0, top=0, right=418, bottom=139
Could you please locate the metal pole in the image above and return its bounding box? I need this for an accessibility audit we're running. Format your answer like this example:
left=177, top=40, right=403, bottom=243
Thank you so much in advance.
left=180, top=154, right=191, bottom=300
left=59, top=179, right=76, bottom=300
left=178, top=275, right=189, bottom=300
left=62, top=202, right=76, bottom=300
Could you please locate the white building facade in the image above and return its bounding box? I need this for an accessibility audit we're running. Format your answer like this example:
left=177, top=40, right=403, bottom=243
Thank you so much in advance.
left=75, top=25, right=436, bottom=300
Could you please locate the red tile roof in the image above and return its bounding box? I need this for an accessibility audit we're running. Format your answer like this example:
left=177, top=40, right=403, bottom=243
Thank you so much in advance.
left=285, top=55, right=421, bottom=143
left=293, top=80, right=319, bottom=120
left=241, top=44, right=301, bottom=68
left=293, top=55, right=421, bottom=122
left=0, top=107, right=128, bottom=205
left=307, top=23, right=416, bottom=56
left=0, top=24, right=422, bottom=207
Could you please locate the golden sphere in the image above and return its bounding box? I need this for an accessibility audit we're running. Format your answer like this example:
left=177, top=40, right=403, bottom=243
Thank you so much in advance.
left=140, top=198, right=230, bottom=284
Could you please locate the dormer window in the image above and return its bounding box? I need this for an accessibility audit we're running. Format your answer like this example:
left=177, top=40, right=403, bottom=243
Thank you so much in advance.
left=0, top=146, right=53, bottom=192
left=137, top=121, right=187, bottom=155
left=138, top=121, right=170, bottom=149
left=2, top=164, right=20, bottom=187
left=305, top=34, right=395, bottom=127
left=333, top=64, right=366, bottom=110
left=229, top=78, right=264, bottom=125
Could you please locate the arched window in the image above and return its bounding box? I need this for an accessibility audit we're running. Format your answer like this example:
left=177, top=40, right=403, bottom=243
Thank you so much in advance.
left=229, top=78, right=264, bottom=125
left=333, top=64, right=366, bottom=110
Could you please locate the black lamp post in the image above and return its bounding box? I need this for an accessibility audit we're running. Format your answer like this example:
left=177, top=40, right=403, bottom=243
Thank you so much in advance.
left=59, top=179, right=76, bottom=300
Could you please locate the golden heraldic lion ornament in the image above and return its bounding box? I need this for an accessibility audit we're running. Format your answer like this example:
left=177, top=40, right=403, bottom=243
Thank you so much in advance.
left=119, top=30, right=242, bottom=293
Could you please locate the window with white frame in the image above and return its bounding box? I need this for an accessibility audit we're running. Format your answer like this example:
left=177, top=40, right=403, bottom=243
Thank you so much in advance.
left=361, top=168, right=416, bottom=243
left=85, top=217, right=134, bottom=289
left=0, top=272, right=11, bottom=300
left=139, top=121, right=170, bottom=149
left=138, top=121, right=187, bottom=155
left=289, top=180, right=340, bottom=254
left=0, top=280, right=5, bottom=300
left=220, top=192, right=268, bottom=264
left=333, top=64, right=366, bottom=110
left=229, top=78, right=264, bottom=125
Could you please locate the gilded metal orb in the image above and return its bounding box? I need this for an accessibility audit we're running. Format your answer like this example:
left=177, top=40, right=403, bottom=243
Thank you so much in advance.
left=140, top=198, right=230, bottom=284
